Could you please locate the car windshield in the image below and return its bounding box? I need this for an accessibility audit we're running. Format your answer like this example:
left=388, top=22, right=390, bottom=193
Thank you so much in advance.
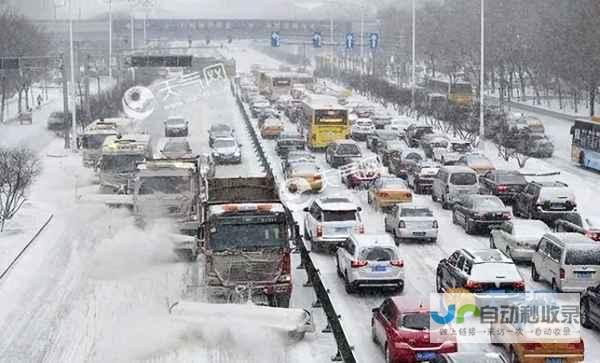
left=400, top=313, right=430, bottom=331
left=82, top=134, right=110, bottom=149
left=565, top=248, right=600, bottom=265
left=359, top=247, right=396, bottom=261
left=450, top=172, right=477, bottom=185
left=292, top=163, right=319, bottom=174
left=356, top=120, right=373, bottom=127
left=337, top=144, right=360, bottom=155
left=380, top=178, right=406, bottom=188
left=323, top=210, right=358, bottom=222
left=211, top=124, right=231, bottom=133
left=101, top=154, right=144, bottom=172
left=514, top=221, right=550, bottom=237
left=379, top=133, right=397, bottom=140
left=401, top=208, right=433, bottom=217
left=164, top=142, right=190, bottom=153
left=497, top=172, right=526, bottom=184
left=466, top=155, right=489, bottom=164
left=405, top=153, right=423, bottom=161
left=474, top=197, right=504, bottom=210
left=209, top=223, right=286, bottom=250
left=138, top=176, right=190, bottom=194
left=167, top=118, right=185, bottom=126
left=214, top=139, right=236, bottom=148
left=471, top=263, right=521, bottom=281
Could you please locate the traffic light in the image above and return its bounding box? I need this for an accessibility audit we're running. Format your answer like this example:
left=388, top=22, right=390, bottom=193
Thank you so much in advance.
left=129, top=55, right=193, bottom=67
left=0, top=58, right=19, bottom=70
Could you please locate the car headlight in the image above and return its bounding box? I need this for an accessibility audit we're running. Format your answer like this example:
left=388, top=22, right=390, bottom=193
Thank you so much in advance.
left=234, top=151, right=241, bottom=157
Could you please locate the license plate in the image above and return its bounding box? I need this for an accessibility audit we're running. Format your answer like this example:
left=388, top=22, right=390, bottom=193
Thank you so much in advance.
left=413, top=232, right=426, bottom=236
left=372, top=265, right=387, bottom=272
left=457, top=190, right=468, bottom=194
left=545, top=359, right=564, bottom=363
left=416, top=352, right=437, bottom=361
left=550, top=204, right=565, bottom=210
left=576, top=272, right=592, bottom=279
left=335, top=227, right=349, bottom=233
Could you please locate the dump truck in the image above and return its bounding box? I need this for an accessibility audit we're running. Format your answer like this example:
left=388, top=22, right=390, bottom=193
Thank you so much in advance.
left=192, top=177, right=294, bottom=308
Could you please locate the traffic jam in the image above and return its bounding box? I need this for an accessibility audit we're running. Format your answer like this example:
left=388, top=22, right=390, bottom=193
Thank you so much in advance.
left=233, top=62, right=600, bottom=363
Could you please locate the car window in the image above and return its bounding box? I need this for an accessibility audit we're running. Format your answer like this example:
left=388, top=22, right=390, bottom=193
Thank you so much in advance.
left=547, top=242, right=562, bottom=261
left=359, top=247, right=397, bottom=261
left=310, top=204, right=322, bottom=221
left=537, top=238, right=547, bottom=253
left=474, top=197, right=504, bottom=210
left=400, top=208, right=433, bottom=217
left=323, top=210, right=358, bottom=222
left=381, top=300, right=395, bottom=321
left=400, top=312, right=430, bottom=331
left=448, top=251, right=460, bottom=266
left=565, top=247, right=600, bottom=265
left=450, top=172, right=477, bottom=185
left=336, top=143, right=360, bottom=155
left=345, top=239, right=356, bottom=255
left=463, top=260, right=473, bottom=275
left=456, top=256, right=466, bottom=271
left=498, top=172, right=526, bottom=184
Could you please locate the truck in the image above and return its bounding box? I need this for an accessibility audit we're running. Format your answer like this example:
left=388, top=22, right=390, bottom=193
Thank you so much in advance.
left=193, top=177, right=294, bottom=308
left=79, top=118, right=132, bottom=168
left=97, top=133, right=151, bottom=193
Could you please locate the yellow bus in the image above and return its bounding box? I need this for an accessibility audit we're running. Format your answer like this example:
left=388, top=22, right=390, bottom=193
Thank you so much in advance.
left=427, top=78, right=473, bottom=107
left=301, top=95, right=350, bottom=149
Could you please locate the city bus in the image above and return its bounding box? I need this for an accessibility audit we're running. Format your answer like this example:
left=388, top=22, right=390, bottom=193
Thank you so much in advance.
left=78, top=118, right=133, bottom=168
left=571, top=117, right=600, bottom=171
left=301, top=95, right=350, bottom=149
left=98, top=134, right=151, bottom=193
left=258, top=71, right=314, bottom=100
left=427, top=78, right=473, bottom=107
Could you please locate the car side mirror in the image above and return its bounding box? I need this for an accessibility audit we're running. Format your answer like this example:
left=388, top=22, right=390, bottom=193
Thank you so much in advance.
left=372, top=307, right=379, bottom=313
left=357, top=207, right=362, bottom=212
left=303, top=207, right=309, bottom=212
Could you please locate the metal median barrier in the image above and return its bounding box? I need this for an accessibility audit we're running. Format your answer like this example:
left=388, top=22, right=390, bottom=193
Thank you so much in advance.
left=230, top=80, right=357, bottom=363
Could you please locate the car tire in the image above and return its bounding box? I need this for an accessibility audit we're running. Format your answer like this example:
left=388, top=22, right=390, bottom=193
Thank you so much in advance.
left=509, top=347, right=519, bottom=363
left=489, top=235, right=496, bottom=249
left=384, top=217, right=390, bottom=232
left=506, top=246, right=513, bottom=259
left=531, top=264, right=540, bottom=282
left=344, top=272, right=356, bottom=294
left=385, top=343, right=392, bottom=363
left=551, top=279, right=560, bottom=292
left=396, top=282, right=404, bottom=293
left=442, top=195, right=450, bottom=210
left=431, top=191, right=438, bottom=202
left=512, top=204, right=520, bottom=218
left=371, top=319, right=379, bottom=344
left=430, top=237, right=437, bottom=243
left=452, top=211, right=459, bottom=225
left=436, top=273, right=444, bottom=293
left=336, top=257, right=343, bottom=278
left=465, top=218, right=474, bottom=234
left=581, top=299, right=593, bottom=329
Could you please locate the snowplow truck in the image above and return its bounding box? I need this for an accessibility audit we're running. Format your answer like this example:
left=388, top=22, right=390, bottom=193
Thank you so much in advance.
left=197, top=177, right=294, bottom=308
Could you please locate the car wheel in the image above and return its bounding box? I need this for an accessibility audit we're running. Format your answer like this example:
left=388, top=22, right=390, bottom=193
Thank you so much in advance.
left=512, top=204, right=520, bottom=218
left=344, top=272, right=355, bottom=294
left=441, top=195, right=450, bottom=210
left=431, top=191, right=438, bottom=202
left=367, top=193, right=373, bottom=205
left=452, top=211, right=459, bottom=225
left=506, top=246, right=513, bottom=259
left=551, top=279, right=560, bottom=292
left=385, top=343, right=392, bottom=363
left=509, top=347, right=519, bottom=363
left=465, top=218, right=474, bottom=234
left=336, top=257, right=343, bottom=278
left=581, top=299, right=593, bottom=329
left=531, top=264, right=540, bottom=281
left=371, top=319, right=379, bottom=344
left=436, top=273, right=444, bottom=293
left=396, top=282, right=404, bottom=293
left=489, top=235, right=496, bottom=248
left=384, top=217, right=390, bottom=232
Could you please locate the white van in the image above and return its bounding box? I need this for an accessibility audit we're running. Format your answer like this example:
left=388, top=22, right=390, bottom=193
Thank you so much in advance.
left=431, top=165, right=479, bottom=209
left=531, top=232, right=600, bottom=292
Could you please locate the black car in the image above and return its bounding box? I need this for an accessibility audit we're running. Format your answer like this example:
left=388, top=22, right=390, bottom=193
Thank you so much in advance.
left=325, top=140, right=362, bottom=168
left=478, top=169, right=528, bottom=203
left=275, top=133, right=305, bottom=158
left=452, top=195, right=512, bottom=234
left=421, top=134, right=449, bottom=159
left=47, top=111, right=72, bottom=131
left=405, top=124, right=434, bottom=148
left=435, top=248, right=525, bottom=294
left=208, top=123, right=234, bottom=147
left=554, top=212, right=600, bottom=242
left=281, top=151, right=315, bottom=174
left=581, top=283, right=600, bottom=331
left=406, top=160, right=439, bottom=194
left=378, top=140, right=404, bottom=167
left=512, top=181, right=577, bottom=225
left=366, top=130, right=398, bottom=152
left=388, top=148, right=425, bottom=179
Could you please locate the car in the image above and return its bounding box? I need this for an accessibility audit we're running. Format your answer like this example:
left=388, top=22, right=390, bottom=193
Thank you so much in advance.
left=388, top=148, right=425, bottom=179
left=260, top=118, right=284, bottom=139
left=489, top=219, right=551, bottom=262
left=285, top=162, right=322, bottom=193
left=452, top=195, right=512, bottom=234
left=384, top=204, right=438, bottom=243
left=555, top=213, right=600, bottom=241
left=421, top=134, right=449, bottom=159
left=371, top=297, right=457, bottom=363
left=303, top=197, right=364, bottom=252
left=405, top=123, right=434, bottom=147
left=455, top=153, right=495, bottom=174
left=351, top=118, right=375, bottom=141
left=367, top=176, right=413, bottom=210
left=353, top=104, right=375, bottom=118
left=250, top=99, right=271, bottom=117
left=531, top=232, right=600, bottom=292
left=154, top=137, right=193, bottom=159
left=371, top=112, right=393, bottom=129
left=210, top=137, right=241, bottom=164
left=478, top=169, right=528, bottom=204
left=581, top=282, right=600, bottom=331
left=281, top=150, right=315, bottom=171
left=275, top=132, right=305, bottom=158
left=386, top=117, right=409, bottom=138
left=208, top=123, right=234, bottom=147
left=512, top=181, right=577, bottom=225
left=378, top=139, right=405, bottom=167
left=164, top=116, right=189, bottom=137
left=431, top=165, right=480, bottom=210
left=523, top=133, right=554, bottom=158
left=524, top=115, right=545, bottom=134
left=256, top=108, right=279, bottom=126
left=432, top=352, right=508, bottom=363
left=47, top=111, right=71, bottom=131
left=433, top=139, right=473, bottom=165
left=366, top=130, right=398, bottom=152
left=406, top=160, right=440, bottom=194
left=341, top=158, right=382, bottom=189
left=436, top=248, right=525, bottom=294
left=335, top=233, right=404, bottom=293
left=325, top=140, right=362, bottom=169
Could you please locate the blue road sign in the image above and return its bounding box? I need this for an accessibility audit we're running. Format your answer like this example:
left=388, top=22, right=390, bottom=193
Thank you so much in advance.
left=271, top=31, right=281, bottom=47
left=312, top=32, right=322, bottom=48
left=345, top=32, right=355, bottom=49
left=369, top=33, right=379, bottom=49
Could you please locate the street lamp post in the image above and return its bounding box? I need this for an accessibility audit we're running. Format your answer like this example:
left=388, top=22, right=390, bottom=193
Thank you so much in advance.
left=411, top=0, right=416, bottom=111
left=105, top=0, right=113, bottom=79
left=69, top=0, right=77, bottom=149
left=479, top=0, right=485, bottom=145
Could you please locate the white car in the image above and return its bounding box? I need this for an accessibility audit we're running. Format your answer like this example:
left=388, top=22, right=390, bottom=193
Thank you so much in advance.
left=164, top=116, right=189, bottom=137
left=433, top=139, right=473, bottom=165
left=384, top=204, right=438, bottom=242
left=351, top=118, right=375, bottom=141
left=303, top=197, right=364, bottom=252
left=489, top=219, right=551, bottom=262
left=335, top=233, right=404, bottom=293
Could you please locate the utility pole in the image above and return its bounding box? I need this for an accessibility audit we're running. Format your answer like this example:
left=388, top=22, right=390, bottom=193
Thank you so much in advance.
left=108, top=0, right=113, bottom=79
left=69, top=0, right=77, bottom=149
left=60, top=53, right=70, bottom=149
left=479, top=0, right=485, bottom=145
left=411, top=0, right=416, bottom=111
left=130, top=12, right=135, bottom=81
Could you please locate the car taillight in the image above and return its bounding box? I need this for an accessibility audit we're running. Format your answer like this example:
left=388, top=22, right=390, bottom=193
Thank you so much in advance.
left=513, top=280, right=525, bottom=291
left=446, top=185, right=450, bottom=193
left=432, top=220, right=439, bottom=229
left=502, top=211, right=512, bottom=219
left=586, top=231, right=600, bottom=241
left=398, top=221, right=406, bottom=229
left=567, top=340, right=584, bottom=351
left=560, top=268, right=565, bottom=279
left=313, top=174, right=322, bottom=180
left=378, top=191, right=390, bottom=198
left=351, top=260, right=368, bottom=268
left=316, top=224, right=323, bottom=237
left=390, top=259, right=404, bottom=267
left=523, top=343, right=542, bottom=351
left=496, top=185, right=508, bottom=193
left=281, top=252, right=291, bottom=275
left=465, top=280, right=482, bottom=291
left=359, top=224, right=365, bottom=233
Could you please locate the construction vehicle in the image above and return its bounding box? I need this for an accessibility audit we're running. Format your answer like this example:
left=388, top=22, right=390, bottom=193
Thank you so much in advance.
left=97, top=133, right=151, bottom=193
left=79, top=118, right=133, bottom=168
left=191, top=177, right=295, bottom=308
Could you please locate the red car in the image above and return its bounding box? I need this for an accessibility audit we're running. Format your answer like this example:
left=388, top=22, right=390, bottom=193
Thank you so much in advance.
left=371, top=297, right=457, bottom=363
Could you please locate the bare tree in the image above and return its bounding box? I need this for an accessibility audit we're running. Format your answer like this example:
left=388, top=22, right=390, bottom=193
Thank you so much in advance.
left=0, top=147, right=41, bottom=231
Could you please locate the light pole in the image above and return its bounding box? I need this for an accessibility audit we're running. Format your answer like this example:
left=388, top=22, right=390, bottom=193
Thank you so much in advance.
left=103, top=0, right=113, bottom=79
left=479, top=0, right=485, bottom=145
left=69, top=0, right=77, bottom=149
left=411, top=0, right=416, bottom=111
